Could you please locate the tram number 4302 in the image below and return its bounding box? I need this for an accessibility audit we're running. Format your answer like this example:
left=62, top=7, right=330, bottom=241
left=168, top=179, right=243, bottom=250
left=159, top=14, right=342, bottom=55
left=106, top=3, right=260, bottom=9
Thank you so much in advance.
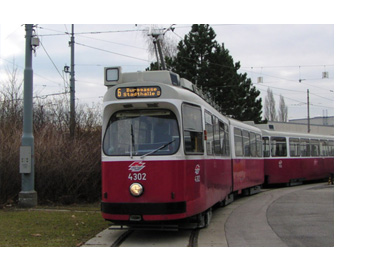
left=128, top=173, right=147, bottom=181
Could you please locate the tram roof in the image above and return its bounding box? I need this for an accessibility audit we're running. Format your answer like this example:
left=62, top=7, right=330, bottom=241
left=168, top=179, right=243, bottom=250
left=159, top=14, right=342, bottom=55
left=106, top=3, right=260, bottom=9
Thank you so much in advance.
left=261, top=129, right=334, bottom=140
left=103, top=67, right=223, bottom=114
left=228, top=118, right=262, bottom=134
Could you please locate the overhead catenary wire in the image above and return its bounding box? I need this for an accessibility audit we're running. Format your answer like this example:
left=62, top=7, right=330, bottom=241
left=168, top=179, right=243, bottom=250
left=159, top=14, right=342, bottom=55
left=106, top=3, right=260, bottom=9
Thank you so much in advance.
left=0, top=57, right=66, bottom=87
left=2, top=24, right=333, bottom=118
left=75, top=42, right=151, bottom=63
left=39, top=40, right=68, bottom=87
left=241, top=64, right=334, bottom=69
left=76, top=34, right=147, bottom=51
left=169, top=51, right=333, bottom=105
left=38, top=26, right=149, bottom=37
left=240, top=67, right=334, bottom=92
left=38, top=25, right=334, bottom=93
left=194, top=82, right=333, bottom=110
left=255, top=85, right=333, bottom=109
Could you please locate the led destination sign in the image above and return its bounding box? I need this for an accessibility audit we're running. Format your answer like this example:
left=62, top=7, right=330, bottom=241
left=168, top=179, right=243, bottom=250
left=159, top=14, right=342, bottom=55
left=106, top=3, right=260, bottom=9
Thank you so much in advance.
left=116, top=86, right=161, bottom=99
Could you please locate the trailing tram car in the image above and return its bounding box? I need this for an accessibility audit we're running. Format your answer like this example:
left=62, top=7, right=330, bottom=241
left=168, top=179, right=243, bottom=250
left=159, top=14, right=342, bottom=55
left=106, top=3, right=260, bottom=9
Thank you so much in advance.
left=229, top=118, right=264, bottom=195
left=101, top=67, right=233, bottom=228
left=262, top=130, right=334, bottom=186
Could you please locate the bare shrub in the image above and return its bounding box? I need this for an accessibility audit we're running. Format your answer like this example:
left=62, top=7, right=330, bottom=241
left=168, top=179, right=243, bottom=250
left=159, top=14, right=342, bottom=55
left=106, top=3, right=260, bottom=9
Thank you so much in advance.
left=0, top=66, right=23, bottom=204
left=34, top=122, right=101, bottom=204
left=0, top=122, right=22, bottom=204
left=1, top=69, right=102, bottom=204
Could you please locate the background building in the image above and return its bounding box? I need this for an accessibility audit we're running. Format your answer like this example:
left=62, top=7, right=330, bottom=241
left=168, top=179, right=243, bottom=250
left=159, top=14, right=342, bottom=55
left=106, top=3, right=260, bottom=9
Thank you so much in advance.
left=245, top=116, right=334, bottom=136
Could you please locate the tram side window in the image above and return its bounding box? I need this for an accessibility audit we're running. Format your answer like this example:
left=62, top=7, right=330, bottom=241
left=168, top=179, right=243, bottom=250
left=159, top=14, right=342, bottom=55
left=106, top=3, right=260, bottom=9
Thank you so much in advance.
left=234, top=128, right=243, bottom=157
left=263, top=137, right=270, bottom=157
left=320, top=140, right=328, bottom=156
left=300, top=139, right=310, bottom=157
left=182, top=104, right=204, bottom=154
left=271, top=137, right=287, bottom=157
left=242, top=129, right=250, bottom=157
left=328, top=140, right=334, bottom=156
left=219, top=121, right=225, bottom=155
left=289, top=138, right=300, bottom=157
left=256, top=134, right=262, bottom=157
left=310, top=139, right=320, bottom=156
left=249, top=132, right=257, bottom=157
left=222, top=122, right=230, bottom=156
left=213, top=116, right=221, bottom=155
left=204, top=111, right=214, bottom=155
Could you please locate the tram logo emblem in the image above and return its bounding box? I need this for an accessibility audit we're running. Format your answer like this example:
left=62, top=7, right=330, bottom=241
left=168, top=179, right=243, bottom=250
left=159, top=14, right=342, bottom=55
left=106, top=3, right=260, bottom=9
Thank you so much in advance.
left=195, top=164, right=201, bottom=182
left=195, top=164, right=200, bottom=175
left=129, top=161, right=146, bottom=172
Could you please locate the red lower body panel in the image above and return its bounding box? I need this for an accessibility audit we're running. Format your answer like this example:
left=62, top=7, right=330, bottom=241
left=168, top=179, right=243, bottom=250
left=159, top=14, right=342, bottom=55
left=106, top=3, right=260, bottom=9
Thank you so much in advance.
left=101, top=158, right=232, bottom=222
left=232, top=158, right=264, bottom=192
left=264, top=157, right=334, bottom=185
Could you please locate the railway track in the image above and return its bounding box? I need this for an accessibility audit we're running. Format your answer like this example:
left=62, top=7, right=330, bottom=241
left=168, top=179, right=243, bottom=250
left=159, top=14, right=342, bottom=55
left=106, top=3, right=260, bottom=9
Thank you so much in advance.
left=84, top=188, right=262, bottom=247
left=110, top=230, right=134, bottom=247
left=108, top=228, right=199, bottom=247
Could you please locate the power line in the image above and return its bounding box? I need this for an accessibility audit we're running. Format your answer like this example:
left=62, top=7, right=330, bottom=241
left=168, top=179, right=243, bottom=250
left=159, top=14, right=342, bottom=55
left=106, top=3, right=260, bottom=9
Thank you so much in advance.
left=0, top=92, right=69, bottom=104
left=34, top=91, right=69, bottom=99
left=38, top=26, right=148, bottom=37
left=310, top=92, right=334, bottom=101
left=4, top=25, right=333, bottom=114
left=75, top=42, right=150, bottom=63
left=39, top=40, right=68, bottom=86
left=257, top=82, right=305, bottom=93
left=256, top=82, right=333, bottom=103
left=37, top=26, right=334, bottom=93
left=240, top=68, right=334, bottom=92
left=255, top=85, right=333, bottom=109
left=0, top=57, right=65, bottom=87
left=241, top=64, right=334, bottom=69
left=76, top=33, right=147, bottom=51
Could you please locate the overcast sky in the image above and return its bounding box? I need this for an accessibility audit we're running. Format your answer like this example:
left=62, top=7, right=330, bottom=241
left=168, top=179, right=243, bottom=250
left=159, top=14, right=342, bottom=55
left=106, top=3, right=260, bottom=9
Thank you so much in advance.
left=2, top=0, right=363, bottom=124
left=0, top=23, right=334, bottom=121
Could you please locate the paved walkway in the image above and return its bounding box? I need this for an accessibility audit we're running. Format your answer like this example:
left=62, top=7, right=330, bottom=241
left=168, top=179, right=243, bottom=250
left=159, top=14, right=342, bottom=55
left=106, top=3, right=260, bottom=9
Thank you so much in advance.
left=199, top=183, right=334, bottom=247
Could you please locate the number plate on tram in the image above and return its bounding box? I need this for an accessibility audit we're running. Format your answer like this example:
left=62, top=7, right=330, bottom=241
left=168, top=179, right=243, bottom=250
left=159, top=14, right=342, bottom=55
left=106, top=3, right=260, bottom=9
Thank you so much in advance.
left=116, top=86, right=161, bottom=99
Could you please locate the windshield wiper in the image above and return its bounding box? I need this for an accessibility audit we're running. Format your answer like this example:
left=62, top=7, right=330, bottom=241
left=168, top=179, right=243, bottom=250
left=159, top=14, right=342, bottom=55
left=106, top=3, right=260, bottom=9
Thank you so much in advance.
left=130, top=124, right=135, bottom=159
left=140, top=140, right=176, bottom=159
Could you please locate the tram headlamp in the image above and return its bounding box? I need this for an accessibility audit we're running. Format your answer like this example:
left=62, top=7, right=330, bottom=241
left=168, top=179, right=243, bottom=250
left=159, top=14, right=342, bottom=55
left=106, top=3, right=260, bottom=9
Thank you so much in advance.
left=130, top=183, right=144, bottom=197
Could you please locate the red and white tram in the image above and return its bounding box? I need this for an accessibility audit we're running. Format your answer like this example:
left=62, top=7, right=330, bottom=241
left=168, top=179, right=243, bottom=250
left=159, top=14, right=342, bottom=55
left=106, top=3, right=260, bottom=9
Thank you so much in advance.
left=100, top=67, right=333, bottom=228
left=100, top=67, right=264, bottom=228
left=262, top=130, right=334, bottom=186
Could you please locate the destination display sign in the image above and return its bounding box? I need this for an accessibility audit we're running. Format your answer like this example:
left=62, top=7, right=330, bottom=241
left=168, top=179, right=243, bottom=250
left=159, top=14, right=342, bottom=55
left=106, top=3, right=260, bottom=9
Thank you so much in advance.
left=116, top=86, right=161, bottom=99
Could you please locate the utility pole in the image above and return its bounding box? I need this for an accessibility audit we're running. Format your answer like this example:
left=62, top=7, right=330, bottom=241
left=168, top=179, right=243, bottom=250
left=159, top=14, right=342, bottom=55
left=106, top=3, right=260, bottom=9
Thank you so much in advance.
left=307, top=89, right=310, bottom=133
left=19, top=24, right=37, bottom=208
left=69, top=24, right=76, bottom=138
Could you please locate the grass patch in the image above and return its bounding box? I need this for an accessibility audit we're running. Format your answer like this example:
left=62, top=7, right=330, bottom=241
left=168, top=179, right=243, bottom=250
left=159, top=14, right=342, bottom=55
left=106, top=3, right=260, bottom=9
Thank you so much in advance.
left=0, top=204, right=109, bottom=247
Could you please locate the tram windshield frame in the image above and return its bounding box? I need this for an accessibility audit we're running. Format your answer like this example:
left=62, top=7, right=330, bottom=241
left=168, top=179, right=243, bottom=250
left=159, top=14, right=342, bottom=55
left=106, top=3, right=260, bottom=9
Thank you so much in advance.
left=103, top=109, right=180, bottom=157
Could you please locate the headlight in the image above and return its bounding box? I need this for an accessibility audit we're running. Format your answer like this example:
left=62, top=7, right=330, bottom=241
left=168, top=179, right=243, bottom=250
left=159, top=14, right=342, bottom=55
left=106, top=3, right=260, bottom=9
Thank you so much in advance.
left=130, top=183, right=144, bottom=197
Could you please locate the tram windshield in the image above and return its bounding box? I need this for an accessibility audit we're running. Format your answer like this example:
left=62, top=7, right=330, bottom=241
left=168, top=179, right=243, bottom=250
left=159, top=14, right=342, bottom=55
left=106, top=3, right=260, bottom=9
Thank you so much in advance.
left=103, top=109, right=180, bottom=156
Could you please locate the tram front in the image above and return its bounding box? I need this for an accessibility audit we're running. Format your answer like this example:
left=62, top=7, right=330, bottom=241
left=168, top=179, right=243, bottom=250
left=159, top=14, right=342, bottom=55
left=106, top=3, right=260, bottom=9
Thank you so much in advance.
left=100, top=67, right=193, bottom=226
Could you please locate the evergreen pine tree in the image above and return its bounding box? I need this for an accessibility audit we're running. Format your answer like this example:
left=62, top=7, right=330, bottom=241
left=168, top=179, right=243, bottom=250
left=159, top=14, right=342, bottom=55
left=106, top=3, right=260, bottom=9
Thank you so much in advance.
left=169, top=24, right=264, bottom=123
